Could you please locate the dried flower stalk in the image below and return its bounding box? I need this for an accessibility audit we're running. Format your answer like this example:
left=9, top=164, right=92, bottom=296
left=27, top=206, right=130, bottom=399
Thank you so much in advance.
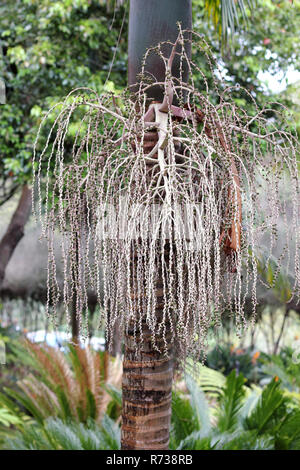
left=33, top=30, right=300, bottom=360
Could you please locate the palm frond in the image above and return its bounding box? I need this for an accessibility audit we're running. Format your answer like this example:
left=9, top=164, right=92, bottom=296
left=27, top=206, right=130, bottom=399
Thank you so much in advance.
left=244, top=379, right=288, bottom=435
left=185, top=360, right=226, bottom=397
left=186, top=375, right=212, bottom=436
left=177, top=431, right=215, bottom=450
left=238, top=388, right=261, bottom=424
left=6, top=423, right=53, bottom=450
left=213, top=430, right=273, bottom=450
left=100, top=414, right=121, bottom=450
left=23, top=340, right=78, bottom=403
left=0, top=408, right=23, bottom=427
left=276, top=410, right=300, bottom=450
left=5, top=416, right=120, bottom=450
left=105, top=384, right=122, bottom=407
left=46, top=418, right=84, bottom=450
left=203, top=0, right=255, bottom=42
left=4, top=385, right=46, bottom=424
left=0, top=340, right=122, bottom=424
left=170, top=390, right=196, bottom=449
left=18, top=376, right=60, bottom=417
left=217, top=370, right=246, bottom=432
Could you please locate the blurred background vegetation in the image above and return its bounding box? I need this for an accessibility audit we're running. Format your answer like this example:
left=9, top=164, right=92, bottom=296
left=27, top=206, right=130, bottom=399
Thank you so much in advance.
left=0, top=0, right=300, bottom=450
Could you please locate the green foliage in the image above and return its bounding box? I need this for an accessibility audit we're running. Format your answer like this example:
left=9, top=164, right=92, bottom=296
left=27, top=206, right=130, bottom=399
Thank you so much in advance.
left=170, top=387, right=199, bottom=448
left=0, top=340, right=121, bottom=424
left=245, top=378, right=300, bottom=449
left=275, top=411, right=300, bottom=450
left=105, top=384, right=122, bottom=407
left=186, top=376, right=212, bottom=435
left=0, top=325, right=29, bottom=392
left=170, top=371, right=300, bottom=450
left=193, top=0, right=300, bottom=134
left=0, top=0, right=127, bottom=202
left=185, top=360, right=226, bottom=396
left=0, top=408, right=22, bottom=427
left=99, top=0, right=127, bottom=12
left=0, top=386, right=30, bottom=447
left=200, top=0, right=255, bottom=42
left=214, top=430, right=273, bottom=450
left=244, top=378, right=287, bottom=434
left=256, top=254, right=293, bottom=303
left=104, top=383, right=122, bottom=421
left=217, top=370, right=246, bottom=432
left=178, top=431, right=216, bottom=450
left=1, top=0, right=298, bottom=207
left=3, top=364, right=300, bottom=450
left=205, top=345, right=256, bottom=383
left=260, top=347, right=300, bottom=398
left=99, top=414, right=121, bottom=450
left=4, top=415, right=120, bottom=450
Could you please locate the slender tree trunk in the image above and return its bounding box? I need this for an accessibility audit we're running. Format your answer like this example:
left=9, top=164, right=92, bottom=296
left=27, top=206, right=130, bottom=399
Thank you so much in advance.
left=273, top=306, right=290, bottom=355
left=71, top=234, right=80, bottom=344
left=71, top=292, right=80, bottom=344
left=121, top=273, right=173, bottom=450
left=106, top=301, right=122, bottom=357
left=0, top=184, right=32, bottom=289
left=121, top=0, right=192, bottom=450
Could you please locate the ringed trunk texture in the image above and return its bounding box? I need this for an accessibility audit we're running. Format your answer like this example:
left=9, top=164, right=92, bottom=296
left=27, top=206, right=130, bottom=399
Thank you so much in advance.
left=121, top=129, right=175, bottom=450
left=121, top=130, right=176, bottom=450
left=121, top=291, right=173, bottom=450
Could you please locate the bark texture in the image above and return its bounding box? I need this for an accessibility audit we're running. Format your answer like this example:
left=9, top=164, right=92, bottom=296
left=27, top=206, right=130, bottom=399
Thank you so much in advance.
left=0, top=184, right=32, bottom=289
left=121, top=299, right=173, bottom=450
left=121, top=130, right=173, bottom=450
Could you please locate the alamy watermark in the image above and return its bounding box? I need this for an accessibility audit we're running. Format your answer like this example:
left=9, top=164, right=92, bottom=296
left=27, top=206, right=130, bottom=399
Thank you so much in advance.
left=95, top=197, right=229, bottom=248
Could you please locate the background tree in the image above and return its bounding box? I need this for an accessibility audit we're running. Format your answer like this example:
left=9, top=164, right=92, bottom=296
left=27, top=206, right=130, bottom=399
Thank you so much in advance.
left=1, top=0, right=299, bottom=293
left=0, top=0, right=127, bottom=292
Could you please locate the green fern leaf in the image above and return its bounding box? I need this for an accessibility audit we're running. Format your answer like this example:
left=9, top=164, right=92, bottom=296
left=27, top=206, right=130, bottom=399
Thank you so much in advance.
left=244, top=379, right=287, bottom=435
left=217, top=370, right=246, bottom=432
left=177, top=431, right=215, bottom=450
left=170, top=390, right=196, bottom=449
left=186, top=375, right=211, bottom=436
left=86, top=389, right=97, bottom=421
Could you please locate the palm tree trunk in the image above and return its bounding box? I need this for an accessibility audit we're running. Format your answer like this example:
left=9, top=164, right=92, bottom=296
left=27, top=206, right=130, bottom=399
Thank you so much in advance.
left=128, top=0, right=192, bottom=102
left=120, top=0, right=192, bottom=450
left=121, top=276, right=173, bottom=450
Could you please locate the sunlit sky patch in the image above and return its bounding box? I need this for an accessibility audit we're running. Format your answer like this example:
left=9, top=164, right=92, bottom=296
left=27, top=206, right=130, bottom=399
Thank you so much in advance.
left=258, top=66, right=300, bottom=94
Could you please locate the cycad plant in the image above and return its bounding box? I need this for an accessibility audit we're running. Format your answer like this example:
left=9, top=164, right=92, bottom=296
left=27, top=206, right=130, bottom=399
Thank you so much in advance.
left=171, top=372, right=300, bottom=450
left=5, top=371, right=300, bottom=450
left=4, top=415, right=120, bottom=451
left=0, top=340, right=122, bottom=424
